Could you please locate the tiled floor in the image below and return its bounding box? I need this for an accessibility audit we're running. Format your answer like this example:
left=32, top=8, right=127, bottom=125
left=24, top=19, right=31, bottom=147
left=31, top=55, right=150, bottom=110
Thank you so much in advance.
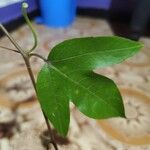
left=0, top=17, right=150, bottom=150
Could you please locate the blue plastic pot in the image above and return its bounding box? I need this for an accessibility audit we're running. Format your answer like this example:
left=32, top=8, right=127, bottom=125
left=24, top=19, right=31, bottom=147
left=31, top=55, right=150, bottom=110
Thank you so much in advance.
left=38, top=0, right=77, bottom=27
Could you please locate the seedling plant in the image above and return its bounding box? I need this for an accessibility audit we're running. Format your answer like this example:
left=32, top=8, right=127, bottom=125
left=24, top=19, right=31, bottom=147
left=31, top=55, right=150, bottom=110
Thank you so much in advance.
left=0, top=3, right=143, bottom=150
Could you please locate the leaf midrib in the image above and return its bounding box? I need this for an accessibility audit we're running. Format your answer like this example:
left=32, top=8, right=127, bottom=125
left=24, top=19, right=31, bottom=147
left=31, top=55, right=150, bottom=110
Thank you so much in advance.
left=51, top=45, right=141, bottom=63
left=48, top=63, right=121, bottom=115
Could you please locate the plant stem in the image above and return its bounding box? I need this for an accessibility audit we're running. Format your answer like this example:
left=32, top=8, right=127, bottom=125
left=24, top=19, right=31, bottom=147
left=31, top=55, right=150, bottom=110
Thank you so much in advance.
left=29, top=53, right=48, bottom=62
left=24, top=59, right=58, bottom=150
left=0, top=24, right=58, bottom=150
left=22, top=2, right=38, bottom=53
left=0, top=45, right=19, bottom=53
left=0, top=24, right=26, bottom=58
left=0, top=46, right=48, bottom=62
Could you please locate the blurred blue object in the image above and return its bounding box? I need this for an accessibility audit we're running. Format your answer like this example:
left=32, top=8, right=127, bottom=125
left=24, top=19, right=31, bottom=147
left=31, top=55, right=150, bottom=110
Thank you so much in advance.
left=38, top=0, right=77, bottom=27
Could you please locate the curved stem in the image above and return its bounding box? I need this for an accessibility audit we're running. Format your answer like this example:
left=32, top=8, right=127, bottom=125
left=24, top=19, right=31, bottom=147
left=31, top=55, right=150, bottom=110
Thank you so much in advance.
left=29, top=53, right=48, bottom=62
left=0, top=45, right=20, bottom=53
left=22, top=2, right=38, bottom=53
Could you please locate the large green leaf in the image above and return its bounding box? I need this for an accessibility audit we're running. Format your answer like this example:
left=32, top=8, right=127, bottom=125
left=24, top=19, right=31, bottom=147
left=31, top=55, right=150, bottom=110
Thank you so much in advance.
left=36, top=36, right=142, bottom=136
left=49, top=36, right=142, bottom=71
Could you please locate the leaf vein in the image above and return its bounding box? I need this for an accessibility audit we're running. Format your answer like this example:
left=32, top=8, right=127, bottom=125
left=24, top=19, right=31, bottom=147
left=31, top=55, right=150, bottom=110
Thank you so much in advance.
left=51, top=45, right=141, bottom=63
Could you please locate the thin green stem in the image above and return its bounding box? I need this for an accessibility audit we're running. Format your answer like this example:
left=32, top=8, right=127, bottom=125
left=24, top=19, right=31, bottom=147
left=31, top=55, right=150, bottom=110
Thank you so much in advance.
left=22, top=2, right=38, bottom=53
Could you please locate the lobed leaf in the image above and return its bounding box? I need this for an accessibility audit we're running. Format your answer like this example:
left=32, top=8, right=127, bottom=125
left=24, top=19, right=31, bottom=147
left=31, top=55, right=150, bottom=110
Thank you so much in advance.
left=36, top=36, right=143, bottom=136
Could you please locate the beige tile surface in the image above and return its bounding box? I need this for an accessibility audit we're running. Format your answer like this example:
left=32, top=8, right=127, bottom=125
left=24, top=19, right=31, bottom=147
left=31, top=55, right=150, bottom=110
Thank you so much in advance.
left=0, top=17, right=150, bottom=150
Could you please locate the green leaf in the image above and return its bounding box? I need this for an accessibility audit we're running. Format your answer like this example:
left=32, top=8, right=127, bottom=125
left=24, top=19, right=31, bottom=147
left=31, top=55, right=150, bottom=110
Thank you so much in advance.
left=36, top=36, right=142, bottom=136
left=49, top=36, right=142, bottom=71
left=36, top=64, right=70, bottom=136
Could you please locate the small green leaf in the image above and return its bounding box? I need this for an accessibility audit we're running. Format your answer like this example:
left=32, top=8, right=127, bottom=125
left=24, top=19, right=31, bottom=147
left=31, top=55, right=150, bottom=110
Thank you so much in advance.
left=36, top=36, right=142, bottom=136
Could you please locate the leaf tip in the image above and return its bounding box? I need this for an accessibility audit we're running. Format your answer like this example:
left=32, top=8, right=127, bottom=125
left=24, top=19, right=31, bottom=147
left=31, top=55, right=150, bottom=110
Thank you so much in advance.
left=117, top=106, right=126, bottom=118
left=22, top=2, right=28, bottom=9
left=121, top=112, right=126, bottom=118
left=138, top=41, right=144, bottom=49
left=58, top=128, right=69, bottom=137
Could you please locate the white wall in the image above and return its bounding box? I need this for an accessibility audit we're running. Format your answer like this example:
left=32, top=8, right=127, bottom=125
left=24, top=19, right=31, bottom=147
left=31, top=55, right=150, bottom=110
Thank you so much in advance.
left=0, top=0, right=24, bottom=8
